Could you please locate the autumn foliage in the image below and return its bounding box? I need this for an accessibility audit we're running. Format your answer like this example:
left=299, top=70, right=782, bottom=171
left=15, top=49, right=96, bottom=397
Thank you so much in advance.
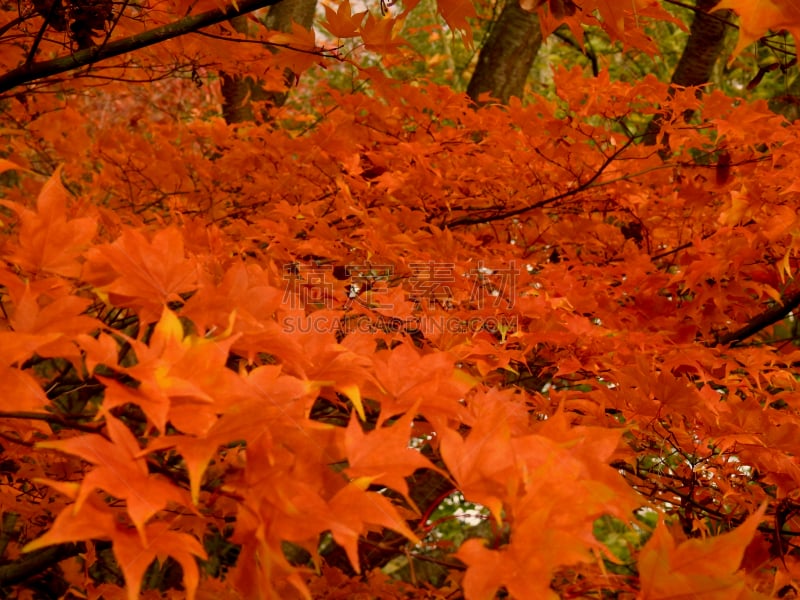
left=2, top=0, right=800, bottom=598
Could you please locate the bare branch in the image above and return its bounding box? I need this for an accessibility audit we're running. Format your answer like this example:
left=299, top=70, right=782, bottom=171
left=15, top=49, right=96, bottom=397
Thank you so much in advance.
left=442, top=137, right=636, bottom=228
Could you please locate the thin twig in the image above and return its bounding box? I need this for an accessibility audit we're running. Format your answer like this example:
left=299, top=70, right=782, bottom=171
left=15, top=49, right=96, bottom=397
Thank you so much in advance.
left=443, top=137, right=636, bottom=228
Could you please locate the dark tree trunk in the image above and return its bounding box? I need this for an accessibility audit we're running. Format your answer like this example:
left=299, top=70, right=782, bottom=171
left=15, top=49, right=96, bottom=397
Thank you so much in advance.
left=642, top=0, right=733, bottom=145
left=220, top=0, right=317, bottom=124
left=466, top=1, right=542, bottom=105
left=672, top=0, right=731, bottom=87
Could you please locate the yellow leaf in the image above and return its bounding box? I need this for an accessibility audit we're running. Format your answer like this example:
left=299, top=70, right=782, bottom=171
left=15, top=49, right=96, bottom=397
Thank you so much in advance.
left=339, top=382, right=365, bottom=420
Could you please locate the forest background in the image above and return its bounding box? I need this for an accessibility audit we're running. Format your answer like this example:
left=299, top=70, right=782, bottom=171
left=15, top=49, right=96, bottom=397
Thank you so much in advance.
left=1, top=0, right=800, bottom=598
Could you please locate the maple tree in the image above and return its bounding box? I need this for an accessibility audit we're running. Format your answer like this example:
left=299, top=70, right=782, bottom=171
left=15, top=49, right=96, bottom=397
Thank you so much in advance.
left=2, top=0, right=800, bottom=598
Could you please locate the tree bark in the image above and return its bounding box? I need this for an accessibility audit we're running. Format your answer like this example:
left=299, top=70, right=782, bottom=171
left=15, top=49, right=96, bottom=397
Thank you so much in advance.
left=221, top=0, right=317, bottom=123
left=466, top=1, right=543, bottom=105
left=220, top=15, right=263, bottom=124
left=642, top=0, right=733, bottom=145
left=671, top=0, right=732, bottom=87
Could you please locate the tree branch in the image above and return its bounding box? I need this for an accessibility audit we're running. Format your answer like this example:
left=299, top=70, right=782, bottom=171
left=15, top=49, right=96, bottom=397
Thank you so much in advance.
left=716, top=287, right=800, bottom=347
left=442, top=137, right=636, bottom=229
left=0, top=0, right=285, bottom=95
left=0, top=411, right=103, bottom=434
left=0, top=543, right=84, bottom=587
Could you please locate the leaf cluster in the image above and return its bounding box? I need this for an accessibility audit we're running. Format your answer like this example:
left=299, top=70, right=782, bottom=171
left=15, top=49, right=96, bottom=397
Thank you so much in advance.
left=1, top=1, right=800, bottom=599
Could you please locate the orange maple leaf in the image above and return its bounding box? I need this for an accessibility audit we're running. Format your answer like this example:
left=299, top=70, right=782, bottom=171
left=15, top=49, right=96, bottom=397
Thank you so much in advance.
left=25, top=496, right=205, bottom=600
left=293, top=327, right=372, bottom=420
left=458, top=468, right=611, bottom=599
left=111, top=522, right=206, bottom=600
left=4, top=283, right=99, bottom=360
left=638, top=504, right=767, bottom=599
left=344, top=407, right=444, bottom=507
left=263, top=22, right=321, bottom=75
left=23, top=493, right=118, bottom=552
left=145, top=364, right=315, bottom=504
left=439, top=418, right=516, bottom=522
left=0, top=366, right=50, bottom=414
left=458, top=529, right=575, bottom=600
left=2, top=168, right=96, bottom=278
left=327, top=477, right=421, bottom=573
left=83, top=227, right=198, bottom=324
left=74, top=331, right=121, bottom=374
left=367, top=342, right=471, bottom=430
left=436, top=0, right=475, bottom=47
left=322, top=0, right=367, bottom=38
left=360, top=14, right=410, bottom=55
left=716, top=0, right=800, bottom=59
left=36, top=412, right=191, bottom=541
left=107, top=307, right=242, bottom=434
left=590, top=0, right=664, bottom=42
left=0, top=158, right=31, bottom=174
left=534, top=0, right=674, bottom=52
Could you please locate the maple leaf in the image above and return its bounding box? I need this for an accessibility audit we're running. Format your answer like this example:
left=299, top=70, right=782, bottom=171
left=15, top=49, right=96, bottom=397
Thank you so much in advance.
left=344, top=408, right=443, bottom=507
left=145, top=433, right=219, bottom=506
left=7, top=287, right=94, bottom=335
left=458, top=464, right=617, bottom=599
left=8, top=1, right=800, bottom=596
left=36, top=412, right=191, bottom=541
left=439, top=416, right=516, bottom=522
left=25, top=496, right=206, bottom=600
left=450, top=402, right=643, bottom=598
left=458, top=531, right=567, bottom=600
left=366, top=342, right=472, bottom=430
left=718, top=186, right=754, bottom=226
left=263, top=22, right=321, bottom=75
left=360, top=14, right=410, bottom=55
left=534, top=0, right=673, bottom=51
left=108, top=307, right=242, bottom=434
left=0, top=158, right=31, bottom=174
left=82, top=227, right=198, bottom=324
left=0, top=330, right=61, bottom=367
left=4, top=282, right=99, bottom=360
left=111, top=522, right=206, bottom=600
left=2, top=168, right=96, bottom=278
left=22, top=493, right=119, bottom=552
left=322, top=0, right=367, bottom=38
left=716, top=0, right=800, bottom=59
left=229, top=523, right=313, bottom=600
left=293, top=327, right=372, bottom=420
left=436, top=0, right=475, bottom=47
left=146, top=364, right=316, bottom=504
left=0, top=365, right=50, bottom=414
left=327, top=477, right=421, bottom=573
left=638, top=505, right=767, bottom=599
left=590, top=0, right=658, bottom=42
left=74, top=331, right=121, bottom=374
left=524, top=407, right=641, bottom=510
left=181, top=261, right=313, bottom=371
